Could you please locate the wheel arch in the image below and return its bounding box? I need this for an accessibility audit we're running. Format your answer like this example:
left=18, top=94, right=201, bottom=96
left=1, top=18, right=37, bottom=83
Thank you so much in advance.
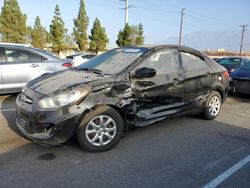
left=212, top=87, right=226, bottom=103
left=107, top=104, right=128, bottom=132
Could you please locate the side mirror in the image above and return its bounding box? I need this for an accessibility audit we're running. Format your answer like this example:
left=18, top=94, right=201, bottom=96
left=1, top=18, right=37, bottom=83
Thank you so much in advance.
left=133, top=67, right=156, bottom=79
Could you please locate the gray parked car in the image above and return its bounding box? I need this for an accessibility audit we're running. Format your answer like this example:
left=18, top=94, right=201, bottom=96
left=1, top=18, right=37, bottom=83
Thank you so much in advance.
left=0, top=43, right=71, bottom=94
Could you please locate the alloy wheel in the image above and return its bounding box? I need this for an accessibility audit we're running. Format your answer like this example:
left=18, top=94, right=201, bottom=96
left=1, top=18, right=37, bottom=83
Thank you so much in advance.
left=85, top=115, right=117, bottom=146
left=208, top=96, right=221, bottom=116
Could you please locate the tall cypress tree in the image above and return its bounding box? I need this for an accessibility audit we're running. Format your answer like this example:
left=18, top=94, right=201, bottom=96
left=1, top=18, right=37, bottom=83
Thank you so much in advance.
left=116, top=24, right=132, bottom=47
left=135, top=23, right=144, bottom=46
left=31, top=16, right=47, bottom=49
left=116, top=23, right=144, bottom=47
left=73, top=0, right=89, bottom=51
left=0, top=0, right=27, bottom=43
left=26, top=26, right=33, bottom=44
left=50, top=5, right=66, bottom=55
left=89, top=18, right=108, bottom=54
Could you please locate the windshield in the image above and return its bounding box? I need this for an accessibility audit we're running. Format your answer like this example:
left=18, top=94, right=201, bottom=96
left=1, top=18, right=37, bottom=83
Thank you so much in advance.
left=219, top=58, right=242, bottom=65
left=241, top=62, right=250, bottom=70
left=77, top=48, right=148, bottom=75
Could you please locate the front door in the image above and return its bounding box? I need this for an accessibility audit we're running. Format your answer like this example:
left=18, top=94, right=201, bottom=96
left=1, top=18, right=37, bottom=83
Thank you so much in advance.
left=130, top=48, right=184, bottom=121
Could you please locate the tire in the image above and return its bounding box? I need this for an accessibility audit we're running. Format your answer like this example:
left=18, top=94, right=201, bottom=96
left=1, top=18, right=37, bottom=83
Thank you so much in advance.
left=77, top=106, right=124, bottom=152
left=202, top=91, right=222, bottom=120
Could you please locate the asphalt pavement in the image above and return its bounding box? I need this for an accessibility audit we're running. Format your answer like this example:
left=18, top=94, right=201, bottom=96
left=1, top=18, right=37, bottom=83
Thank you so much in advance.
left=0, top=94, right=249, bottom=188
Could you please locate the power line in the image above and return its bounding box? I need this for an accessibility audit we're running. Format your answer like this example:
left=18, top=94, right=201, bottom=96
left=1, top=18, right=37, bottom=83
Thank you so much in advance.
left=178, top=8, right=185, bottom=47
left=133, top=0, right=236, bottom=28
left=133, top=0, right=178, bottom=15
left=88, top=0, right=121, bottom=10
left=239, top=25, right=248, bottom=56
left=130, top=11, right=176, bottom=26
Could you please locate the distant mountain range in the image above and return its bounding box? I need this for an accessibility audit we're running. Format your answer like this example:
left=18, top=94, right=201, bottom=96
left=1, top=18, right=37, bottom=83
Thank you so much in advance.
left=158, top=31, right=250, bottom=51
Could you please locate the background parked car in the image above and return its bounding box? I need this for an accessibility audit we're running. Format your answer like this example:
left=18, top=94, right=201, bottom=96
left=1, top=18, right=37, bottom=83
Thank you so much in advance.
left=16, top=45, right=229, bottom=152
left=218, top=56, right=250, bottom=73
left=0, top=42, right=72, bottom=94
left=66, top=53, right=96, bottom=67
left=229, top=62, right=250, bottom=95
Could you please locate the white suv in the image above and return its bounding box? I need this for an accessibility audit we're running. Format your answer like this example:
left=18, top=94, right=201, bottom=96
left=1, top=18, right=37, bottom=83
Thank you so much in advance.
left=66, top=53, right=96, bottom=67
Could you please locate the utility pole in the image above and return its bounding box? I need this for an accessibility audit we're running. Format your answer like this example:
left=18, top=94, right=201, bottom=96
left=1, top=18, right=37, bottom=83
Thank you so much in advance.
left=239, top=25, right=248, bottom=56
left=120, top=0, right=131, bottom=26
left=178, top=8, right=185, bottom=47
left=125, top=0, right=129, bottom=25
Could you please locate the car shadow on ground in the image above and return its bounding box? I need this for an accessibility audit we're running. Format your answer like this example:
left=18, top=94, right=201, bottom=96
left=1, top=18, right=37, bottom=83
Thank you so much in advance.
left=0, top=94, right=23, bottom=137
left=1, top=93, right=250, bottom=154
left=1, top=114, right=250, bottom=155
left=0, top=115, right=250, bottom=188
left=1, top=91, right=250, bottom=187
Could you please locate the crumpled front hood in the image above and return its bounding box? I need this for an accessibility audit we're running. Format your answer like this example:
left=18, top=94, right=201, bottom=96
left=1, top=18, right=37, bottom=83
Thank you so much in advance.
left=27, top=69, right=113, bottom=95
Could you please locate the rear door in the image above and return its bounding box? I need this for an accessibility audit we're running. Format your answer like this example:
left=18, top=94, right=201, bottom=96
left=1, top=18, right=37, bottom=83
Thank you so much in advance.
left=130, top=48, right=185, bottom=120
left=180, top=51, right=214, bottom=110
left=1, top=47, right=45, bottom=90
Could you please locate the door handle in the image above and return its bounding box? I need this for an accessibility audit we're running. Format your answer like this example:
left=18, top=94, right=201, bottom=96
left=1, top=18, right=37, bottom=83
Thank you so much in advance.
left=30, top=64, right=39, bottom=68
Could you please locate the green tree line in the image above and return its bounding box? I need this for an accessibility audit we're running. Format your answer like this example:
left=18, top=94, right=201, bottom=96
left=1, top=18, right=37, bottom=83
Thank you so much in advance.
left=0, top=0, right=144, bottom=54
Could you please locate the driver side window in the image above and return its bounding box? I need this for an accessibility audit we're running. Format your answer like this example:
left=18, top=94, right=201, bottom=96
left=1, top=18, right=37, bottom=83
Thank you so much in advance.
left=136, top=49, right=179, bottom=75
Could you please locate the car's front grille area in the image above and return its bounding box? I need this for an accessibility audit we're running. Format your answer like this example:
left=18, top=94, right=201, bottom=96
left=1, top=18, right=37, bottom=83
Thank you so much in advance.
left=17, top=111, right=33, bottom=134
left=16, top=89, right=55, bottom=139
left=17, top=110, right=55, bottom=138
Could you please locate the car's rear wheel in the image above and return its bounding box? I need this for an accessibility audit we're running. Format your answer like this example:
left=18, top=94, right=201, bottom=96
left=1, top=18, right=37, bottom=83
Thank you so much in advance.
left=202, top=91, right=222, bottom=120
left=77, top=106, right=124, bottom=152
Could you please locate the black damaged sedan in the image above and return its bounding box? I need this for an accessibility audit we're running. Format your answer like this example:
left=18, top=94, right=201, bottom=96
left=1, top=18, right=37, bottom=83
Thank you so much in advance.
left=16, top=45, right=229, bottom=152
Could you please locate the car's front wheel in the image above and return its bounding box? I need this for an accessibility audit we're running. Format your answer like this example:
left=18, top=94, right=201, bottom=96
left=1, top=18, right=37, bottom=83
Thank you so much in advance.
left=77, top=106, right=124, bottom=152
left=202, top=91, right=222, bottom=120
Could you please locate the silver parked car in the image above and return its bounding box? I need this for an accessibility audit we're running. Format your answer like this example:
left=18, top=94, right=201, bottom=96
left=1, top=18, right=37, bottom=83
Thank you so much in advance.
left=0, top=43, right=71, bottom=94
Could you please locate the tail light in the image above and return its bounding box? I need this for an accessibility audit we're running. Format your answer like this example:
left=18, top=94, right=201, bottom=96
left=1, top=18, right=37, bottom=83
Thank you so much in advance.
left=62, top=63, right=72, bottom=67
left=222, top=71, right=229, bottom=79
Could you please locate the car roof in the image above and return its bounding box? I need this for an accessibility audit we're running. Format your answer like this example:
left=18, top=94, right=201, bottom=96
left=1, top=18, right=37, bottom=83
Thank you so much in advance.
left=221, top=56, right=249, bottom=60
left=67, top=53, right=95, bottom=58
left=0, top=42, right=31, bottom=48
left=124, top=45, right=204, bottom=56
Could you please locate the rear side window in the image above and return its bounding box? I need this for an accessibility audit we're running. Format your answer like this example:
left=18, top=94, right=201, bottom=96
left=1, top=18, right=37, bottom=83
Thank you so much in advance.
left=181, top=52, right=209, bottom=77
left=5, top=48, right=43, bottom=63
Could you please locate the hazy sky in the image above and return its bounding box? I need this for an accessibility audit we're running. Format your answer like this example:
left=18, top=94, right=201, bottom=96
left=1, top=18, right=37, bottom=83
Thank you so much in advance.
left=0, top=0, right=249, bottom=45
